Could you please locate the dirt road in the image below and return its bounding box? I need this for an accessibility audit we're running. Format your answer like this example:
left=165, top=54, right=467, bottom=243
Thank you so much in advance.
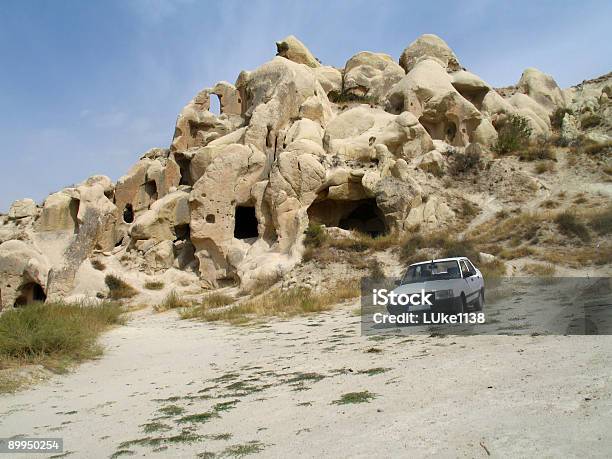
left=1, top=304, right=611, bottom=458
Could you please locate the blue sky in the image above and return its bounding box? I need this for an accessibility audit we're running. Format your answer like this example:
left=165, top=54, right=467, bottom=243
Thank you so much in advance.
left=1, top=0, right=610, bottom=211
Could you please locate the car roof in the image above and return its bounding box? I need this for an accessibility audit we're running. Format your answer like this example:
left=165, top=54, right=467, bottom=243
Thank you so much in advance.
left=408, top=257, right=469, bottom=266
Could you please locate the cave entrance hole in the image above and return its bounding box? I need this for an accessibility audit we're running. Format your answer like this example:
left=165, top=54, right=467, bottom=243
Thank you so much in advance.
left=234, top=205, right=259, bottom=239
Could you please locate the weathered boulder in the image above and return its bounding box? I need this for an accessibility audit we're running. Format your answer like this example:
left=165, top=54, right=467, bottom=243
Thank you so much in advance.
left=36, top=189, right=79, bottom=232
left=399, top=34, right=462, bottom=74
left=386, top=59, right=496, bottom=147
left=8, top=199, right=37, bottom=220
left=0, top=240, right=50, bottom=309
left=517, top=67, right=566, bottom=113
left=343, top=52, right=404, bottom=104
left=313, top=66, right=342, bottom=95
left=131, top=190, right=190, bottom=244
left=276, top=35, right=320, bottom=68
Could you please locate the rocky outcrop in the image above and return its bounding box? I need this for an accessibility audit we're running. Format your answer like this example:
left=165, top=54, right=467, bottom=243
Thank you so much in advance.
left=1, top=33, right=601, bottom=307
left=399, top=34, right=462, bottom=74
left=343, top=52, right=404, bottom=104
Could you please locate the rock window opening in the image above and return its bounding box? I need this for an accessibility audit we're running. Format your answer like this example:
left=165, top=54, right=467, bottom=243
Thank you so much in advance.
left=234, top=206, right=259, bottom=239
left=209, top=94, right=221, bottom=115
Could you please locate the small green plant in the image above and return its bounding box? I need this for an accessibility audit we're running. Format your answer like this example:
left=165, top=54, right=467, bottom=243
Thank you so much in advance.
left=494, top=115, right=533, bottom=155
left=588, top=205, right=612, bottom=235
left=144, top=281, right=164, bottom=290
left=105, top=274, right=138, bottom=300
left=369, top=260, right=385, bottom=280
left=304, top=222, right=327, bottom=248
left=534, top=160, right=555, bottom=174
left=460, top=201, right=479, bottom=217
left=449, top=149, right=481, bottom=175
left=581, top=113, right=602, bottom=129
left=328, top=90, right=376, bottom=105
left=332, top=391, right=377, bottom=405
left=554, top=212, right=590, bottom=242
left=91, top=259, right=106, bottom=271
left=550, top=107, right=573, bottom=130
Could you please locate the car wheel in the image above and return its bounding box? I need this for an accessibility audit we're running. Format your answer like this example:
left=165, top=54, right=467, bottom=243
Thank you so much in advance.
left=474, top=289, right=485, bottom=311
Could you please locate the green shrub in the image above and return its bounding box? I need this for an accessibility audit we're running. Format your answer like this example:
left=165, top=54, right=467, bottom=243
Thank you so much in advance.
left=328, top=90, right=376, bottom=105
left=0, top=301, right=124, bottom=369
left=449, top=149, right=481, bottom=175
left=550, top=107, right=573, bottom=130
left=105, top=274, right=138, bottom=300
left=588, top=205, right=612, bottom=235
left=304, top=223, right=327, bottom=248
left=479, top=258, right=506, bottom=280
left=581, top=113, right=602, bottom=129
left=494, top=115, right=533, bottom=155
left=91, top=259, right=106, bottom=271
left=440, top=238, right=481, bottom=263
left=554, top=212, right=590, bottom=242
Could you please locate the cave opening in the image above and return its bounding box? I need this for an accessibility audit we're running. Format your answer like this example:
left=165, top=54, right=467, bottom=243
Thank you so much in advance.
left=123, top=203, right=134, bottom=223
left=174, top=223, right=190, bottom=241
left=234, top=205, right=259, bottom=239
left=69, top=198, right=80, bottom=233
left=307, top=198, right=387, bottom=237
left=14, top=282, right=46, bottom=307
left=174, top=153, right=193, bottom=186
left=144, top=180, right=158, bottom=202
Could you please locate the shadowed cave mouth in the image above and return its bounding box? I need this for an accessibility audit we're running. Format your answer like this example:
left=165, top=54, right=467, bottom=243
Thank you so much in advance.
left=123, top=203, right=134, bottom=223
left=234, top=205, right=259, bottom=239
left=14, top=282, right=46, bottom=307
left=307, top=198, right=388, bottom=237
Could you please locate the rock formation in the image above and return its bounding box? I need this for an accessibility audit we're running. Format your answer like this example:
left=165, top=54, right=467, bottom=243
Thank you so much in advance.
left=1, top=34, right=608, bottom=310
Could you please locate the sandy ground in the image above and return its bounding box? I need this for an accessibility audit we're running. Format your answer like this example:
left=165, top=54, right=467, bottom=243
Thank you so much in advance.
left=1, top=303, right=612, bottom=458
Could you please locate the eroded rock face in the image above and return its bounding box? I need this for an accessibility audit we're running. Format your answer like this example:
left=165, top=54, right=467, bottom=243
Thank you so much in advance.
left=276, top=35, right=320, bottom=68
left=343, top=52, right=405, bottom=104
left=386, top=59, right=496, bottom=147
left=399, top=34, right=462, bottom=74
left=0, top=240, right=49, bottom=309
left=1, top=33, right=597, bottom=304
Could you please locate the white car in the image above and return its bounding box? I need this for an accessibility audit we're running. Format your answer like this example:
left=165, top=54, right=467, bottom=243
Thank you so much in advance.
left=389, top=257, right=485, bottom=315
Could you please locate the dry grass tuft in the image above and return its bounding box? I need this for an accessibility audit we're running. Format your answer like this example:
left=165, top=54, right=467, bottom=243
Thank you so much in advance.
left=181, top=280, right=360, bottom=324
left=522, top=263, right=556, bottom=277
left=105, top=274, right=138, bottom=300
left=144, top=281, right=165, bottom=290
left=554, top=211, right=590, bottom=242
left=91, top=259, right=106, bottom=271
left=154, top=291, right=191, bottom=312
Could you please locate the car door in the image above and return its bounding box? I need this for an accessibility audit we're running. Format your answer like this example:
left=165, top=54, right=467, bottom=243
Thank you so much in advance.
left=465, top=258, right=483, bottom=292
left=460, top=259, right=478, bottom=303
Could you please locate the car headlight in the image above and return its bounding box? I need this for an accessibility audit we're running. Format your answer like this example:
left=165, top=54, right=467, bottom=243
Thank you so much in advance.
left=435, top=289, right=453, bottom=299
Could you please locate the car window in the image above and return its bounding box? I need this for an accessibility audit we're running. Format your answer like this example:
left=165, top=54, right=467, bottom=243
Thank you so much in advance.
left=460, top=260, right=470, bottom=277
left=402, top=260, right=461, bottom=284
left=465, top=259, right=477, bottom=274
